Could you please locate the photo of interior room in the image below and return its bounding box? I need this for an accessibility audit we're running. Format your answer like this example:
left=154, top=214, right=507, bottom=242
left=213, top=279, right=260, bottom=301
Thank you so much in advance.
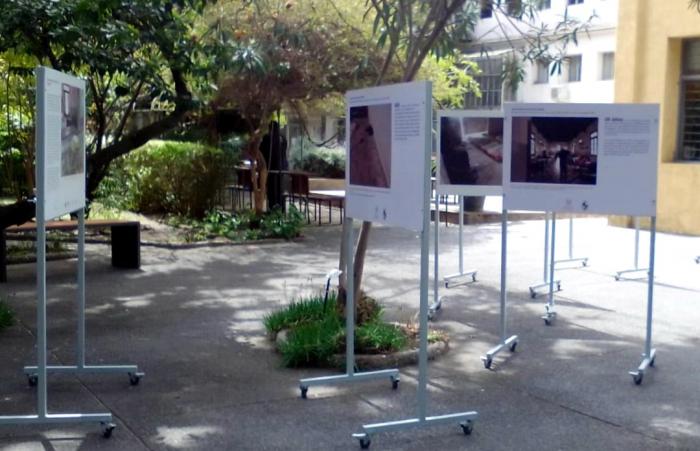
left=349, top=104, right=392, bottom=188
left=440, top=116, right=503, bottom=186
left=510, top=116, right=598, bottom=185
left=60, top=83, right=84, bottom=176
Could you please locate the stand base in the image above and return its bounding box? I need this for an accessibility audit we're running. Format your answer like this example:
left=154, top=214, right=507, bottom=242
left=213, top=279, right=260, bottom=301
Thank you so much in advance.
left=428, top=296, right=445, bottom=320
left=23, top=365, right=144, bottom=386
left=629, top=348, right=656, bottom=385
left=481, top=335, right=519, bottom=369
left=528, top=280, right=561, bottom=299
left=352, top=411, right=478, bottom=449
left=554, top=257, right=588, bottom=268
left=299, top=369, right=400, bottom=399
left=443, top=271, right=477, bottom=288
left=0, top=413, right=115, bottom=437
left=542, top=305, right=557, bottom=326
left=614, top=268, right=649, bottom=281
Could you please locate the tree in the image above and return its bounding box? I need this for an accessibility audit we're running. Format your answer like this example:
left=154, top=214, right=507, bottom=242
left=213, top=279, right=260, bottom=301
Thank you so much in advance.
left=0, top=0, right=215, bottom=227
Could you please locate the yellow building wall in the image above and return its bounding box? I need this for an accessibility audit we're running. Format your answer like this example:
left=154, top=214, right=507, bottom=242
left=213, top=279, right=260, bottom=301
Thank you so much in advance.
left=614, top=0, right=700, bottom=234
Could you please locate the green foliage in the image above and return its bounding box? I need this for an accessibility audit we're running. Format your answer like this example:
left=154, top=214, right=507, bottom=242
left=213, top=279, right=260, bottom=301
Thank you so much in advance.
left=0, top=298, right=15, bottom=331
left=265, top=292, right=409, bottom=368
left=96, top=140, right=228, bottom=218
left=291, top=146, right=345, bottom=178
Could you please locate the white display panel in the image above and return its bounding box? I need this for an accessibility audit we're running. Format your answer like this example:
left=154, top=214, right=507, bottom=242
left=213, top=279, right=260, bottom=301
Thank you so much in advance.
left=503, top=103, right=659, bottom=216
left=437, top=110, right=504, bottom=196
left=345, top=81, right=431, bottom=231
left=36, top=67, right=86, bottom=220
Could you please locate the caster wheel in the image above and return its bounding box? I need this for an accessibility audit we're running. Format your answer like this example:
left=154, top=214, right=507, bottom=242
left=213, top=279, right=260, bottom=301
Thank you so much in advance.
left=544, top=318, right=552, bottom=326
left=649, top=357, right=656, bottom=367
left=391, top=376, right=400, bottom=390
left=445, top=282, right=450, bottom=289
left=300, top=386, right=308, bottom=399
left=359, top=436, right=371, bottom=449
left=556, top=282, right=561, bottom=291
left=471, top=274, right=477, bottom=282
left=128, top=373, right=141, bottom=386
left=101, top=422, right=116, bottom=438
left=28, top=375, right=38, bottom=387
left=614, top=275, right=620, bottom=281
left=483, top=358, right=492, bottom=370
left=633, top=373, right=643, bottom=385
left=460, top=421, right=474, bottom=435
left=582, top=260, right=588, bottom=267
left=509, top=341, right=518, bottom=352
left=529, top=289, right=536, bottom=299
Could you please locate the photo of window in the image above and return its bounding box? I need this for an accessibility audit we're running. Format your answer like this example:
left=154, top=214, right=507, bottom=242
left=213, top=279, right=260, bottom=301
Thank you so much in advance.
left=60, top=83, right=84, bottom=176
left=348, top=104, right=392, bottom=188
left=440, top=115, right=503, bottom=186
left=510, top=116, right=598, bottom=185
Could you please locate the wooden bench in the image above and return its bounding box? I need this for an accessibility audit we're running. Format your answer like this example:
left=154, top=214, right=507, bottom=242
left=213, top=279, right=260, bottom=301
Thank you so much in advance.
left=0, top=219, right=140, bottom=283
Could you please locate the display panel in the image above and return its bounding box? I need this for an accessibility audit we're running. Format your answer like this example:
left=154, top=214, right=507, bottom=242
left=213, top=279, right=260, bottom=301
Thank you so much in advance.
left=36, top=67, right=86, bottom=220
left=437, top=110, right=503, bottom=196
left=503, top=103, right=659, bottom=216
left=345, top=81, right=431, bottom=231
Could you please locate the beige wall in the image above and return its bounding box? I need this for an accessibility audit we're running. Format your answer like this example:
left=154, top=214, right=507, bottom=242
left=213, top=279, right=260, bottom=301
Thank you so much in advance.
left=614, top=0, right=700, bottom=234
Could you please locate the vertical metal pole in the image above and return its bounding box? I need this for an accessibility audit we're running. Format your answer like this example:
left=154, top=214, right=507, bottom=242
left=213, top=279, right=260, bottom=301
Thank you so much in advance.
left=77, top=209, right=86, bottom=368
left=458, top=196, right=464, bottom=274
left=433, top=189, right=439, bottom=305
left=500, top=209, right=508, bottom=342
left=568, top=216, right=574, bottom=260
left=36, top=67, right=47, bottom=419
left=417, top=83, right=432, bottom=422
left=548, top=212, right=557, bottom=309
left=345, top=218, right=355, bottom=376
left=634, top=216, right=640, bottom=270
left=544, top=212, right=550, bottom=283
left=645, top=217, right=656, bottom=358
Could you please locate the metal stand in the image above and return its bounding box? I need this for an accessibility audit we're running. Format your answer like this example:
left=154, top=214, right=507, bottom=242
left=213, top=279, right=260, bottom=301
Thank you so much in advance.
left=22, top=210, right=143, bottom=387
left=0, top=206, right=115, bottom=437
left=554, top=216, right=588, bottom=267
left=615, top=217, right=648, bottom=281
left=529, top=212, right=562, bottom=298
left=542, top=212, right=558, bottom=325
left=443, top=196, right=477, bottom=288
left=299, top=218, right=400, bottom=399
left=352, top=107, right=477, bottom=449
left=481, top=209, right=519, bottom=369
left=629, top=216, right=657, bottom=385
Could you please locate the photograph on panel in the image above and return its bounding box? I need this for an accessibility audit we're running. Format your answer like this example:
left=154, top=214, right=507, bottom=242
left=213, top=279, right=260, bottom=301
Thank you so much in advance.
left=60, top=83, right=84, bottom=176
left=510, top=116, right=598, bottom=185
left=440, top=115, right=503, bottom=186
left=349, top=104, right=392, bottom=188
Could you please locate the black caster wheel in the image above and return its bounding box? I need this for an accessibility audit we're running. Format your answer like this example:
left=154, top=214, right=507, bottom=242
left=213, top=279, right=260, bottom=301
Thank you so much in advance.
left=128, top=373, right=141, bottom=386
left=529, top=289, right=536, bottom=299
left=460, top=421, right=474, bottom=435
left=544, top=318, right=552, bottom=326
left=359, top=436, right=371, bottom=449
left=582, top=260, right=588, bottom=267
left=471, top=274, right=477, bottom=282
left=101, top=422, right=116, bottom=438
left=391, top=376, right=400, bottom=390
left=649, top=357, right=656, bottom=367
left=509, top=341, right=518, bottom=352
left=27, top=375, right=38, bottom=387
left=633, top=373, right=643, bottom=385
left=556, top=282, right=562, bottom=291
left=614, top=275, right=620, bottom=281
left=483, top=358, right=492, bottom=370
left=445, top=282, right=450, bottom=289
left=300, top=386, right=308, bottom=399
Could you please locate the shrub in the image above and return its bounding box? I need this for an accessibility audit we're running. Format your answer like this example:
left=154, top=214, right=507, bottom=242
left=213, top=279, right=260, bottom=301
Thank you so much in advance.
left=291, top=145, right=345, bottom=178
left=96, top=140, right=229, bottom=218
left=0, top=299, right=14, bottom=331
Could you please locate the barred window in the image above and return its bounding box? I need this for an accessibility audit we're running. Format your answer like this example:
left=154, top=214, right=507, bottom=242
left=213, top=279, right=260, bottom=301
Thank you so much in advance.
left=567, top=55, right=582, bottom=82
left=678, top=40, right=700, bottom=161
left=465, top=57, right=503, bottom=109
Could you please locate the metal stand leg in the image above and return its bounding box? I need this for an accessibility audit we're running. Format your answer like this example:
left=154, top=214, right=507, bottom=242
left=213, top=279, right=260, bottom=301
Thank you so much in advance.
left=352, top=100, right=477, bottom=448
left=481, top=209, right=519, bottom=369
left=542, top=212, right=558, bottom=325
left=615, top=217, right=648, bottom=281
left=23, top=209, right=144, bottom=387
left=529, top=212, right=561, bottom=298
left=554, top=216, right=589, bottom=267
left=429, top=190, right=444, bottom=320
left=443, top=196, right=477, bottom=289
left=299, top=218, right=399, bottom=398
left=629, top=216, right=657, bottom=385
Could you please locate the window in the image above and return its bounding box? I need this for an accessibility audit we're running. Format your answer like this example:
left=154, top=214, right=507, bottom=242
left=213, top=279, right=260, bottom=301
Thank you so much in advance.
left=568, top=0, right=584, bottom=5
left=535, top=60, right=549, bottom=84
left=567, top=55, right=582, bottom=82
left=480, top=0, right=493, bottom=18
left=465, top=57, right=503, bottom=109
left=678, top=40, right=700, bottom=160
left=601, top=52, right=615, bottom=80
left=538, top=0, right=551, bottom=9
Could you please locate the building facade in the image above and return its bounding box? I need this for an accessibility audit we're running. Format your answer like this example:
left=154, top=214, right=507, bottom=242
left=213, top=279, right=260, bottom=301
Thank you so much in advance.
left=465, top=0, right=618, bottom=108
left=615, top=0, right=700, bottom=234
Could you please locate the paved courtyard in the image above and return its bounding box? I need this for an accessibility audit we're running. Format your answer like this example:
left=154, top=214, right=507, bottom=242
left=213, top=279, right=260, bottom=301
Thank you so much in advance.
left=0, top=217, right=698, bottom=450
